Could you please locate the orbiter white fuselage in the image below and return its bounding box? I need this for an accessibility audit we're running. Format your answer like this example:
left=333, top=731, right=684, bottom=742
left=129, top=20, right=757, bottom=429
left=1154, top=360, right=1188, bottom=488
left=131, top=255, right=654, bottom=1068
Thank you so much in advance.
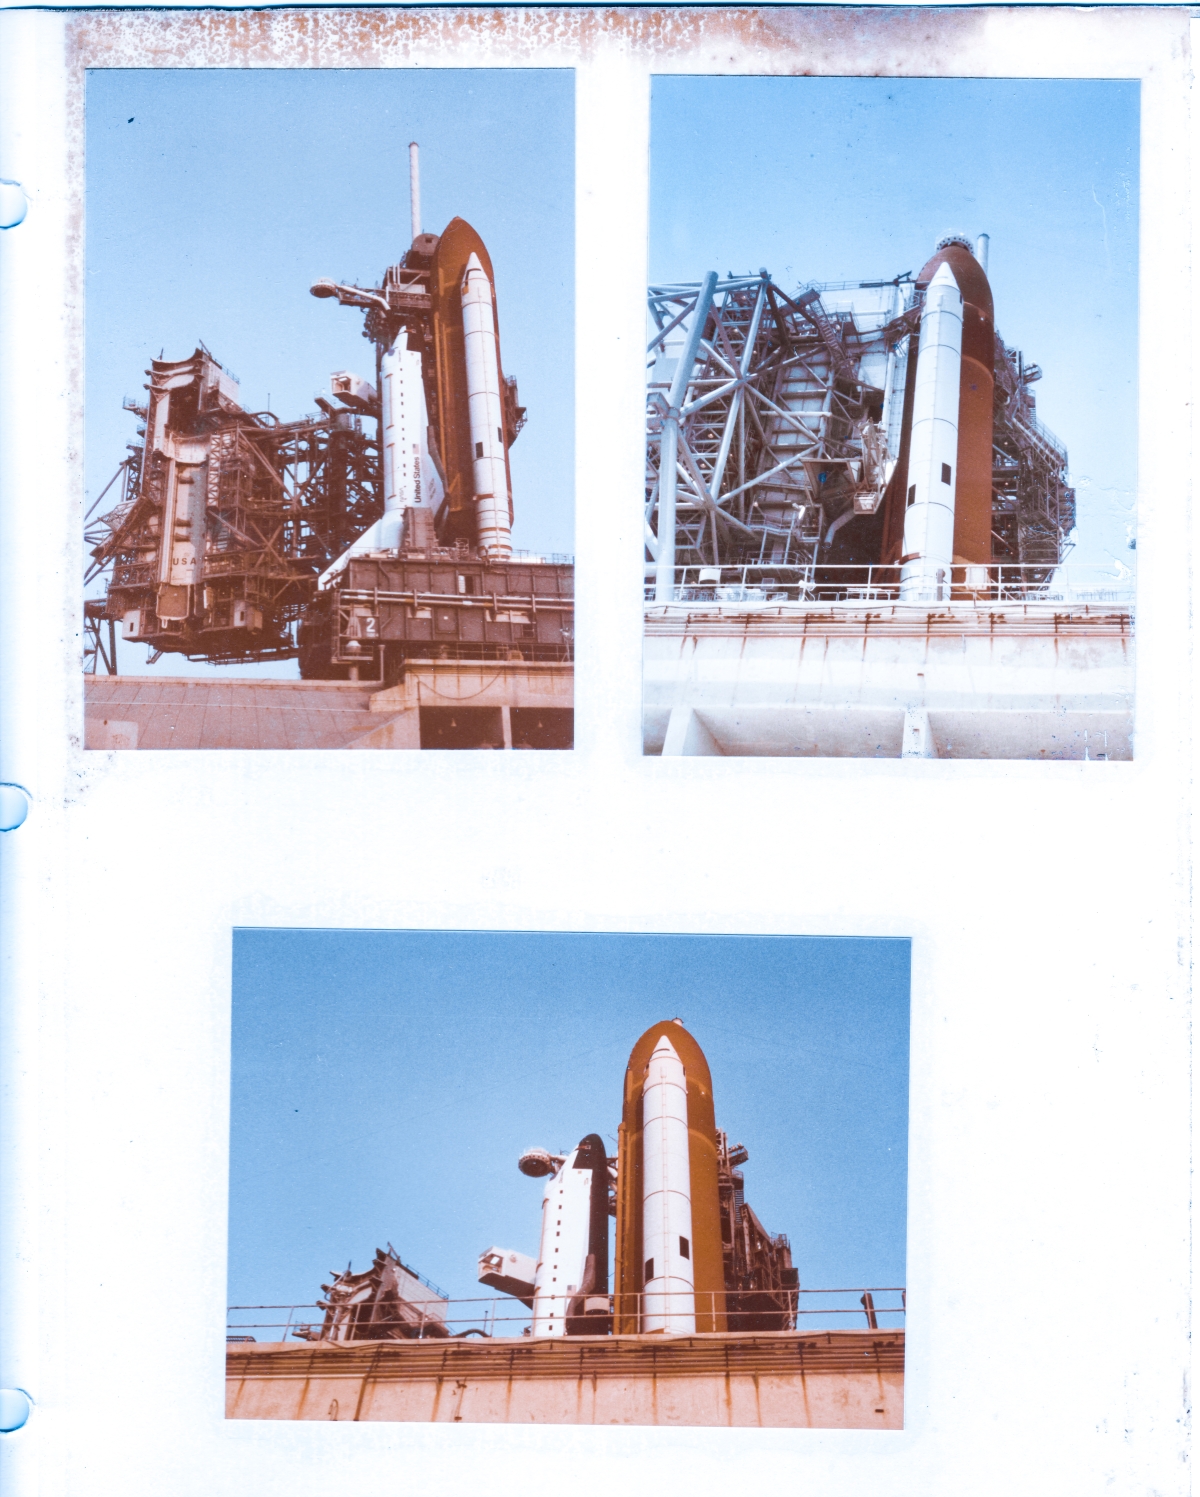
left=531, top=1145, right=595, bottom=1337
left=317, top=337, right=444, bottom=588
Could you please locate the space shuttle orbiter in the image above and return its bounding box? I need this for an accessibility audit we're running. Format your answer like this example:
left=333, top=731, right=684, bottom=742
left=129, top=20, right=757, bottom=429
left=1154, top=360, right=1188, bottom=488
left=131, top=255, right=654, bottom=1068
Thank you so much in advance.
left=311, top=142, right=523, bottom=586
left=478, top=1134, right=613, bottom=1339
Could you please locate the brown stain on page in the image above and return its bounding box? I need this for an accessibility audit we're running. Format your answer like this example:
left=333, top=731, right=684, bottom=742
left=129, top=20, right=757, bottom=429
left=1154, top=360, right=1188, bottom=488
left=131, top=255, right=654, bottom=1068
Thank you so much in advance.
left=67, top=7, right=989, bottom=74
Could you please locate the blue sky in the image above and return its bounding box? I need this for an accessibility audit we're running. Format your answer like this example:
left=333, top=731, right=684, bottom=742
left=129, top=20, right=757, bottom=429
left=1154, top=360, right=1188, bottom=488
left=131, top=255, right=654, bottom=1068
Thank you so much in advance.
left=228, top=931, right=910, bottom=1335
left=650, top=77, right=1140, bottom=572
left=85, top=69, right=574, bottom=676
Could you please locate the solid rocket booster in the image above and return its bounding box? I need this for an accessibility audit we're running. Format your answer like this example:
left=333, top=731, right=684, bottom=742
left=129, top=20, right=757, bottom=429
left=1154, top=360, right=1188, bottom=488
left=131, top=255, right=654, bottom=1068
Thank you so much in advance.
left=879, top=236, right=995, bottom=575
left=531, top=1134, right=609, bottom=1338
left=906, top=236, right=996, bottom=573
left=900, top=261, right=963, bottom=602
left=641, top=1036, right=695, bottom=1334
left=460, top=252, right=512, bottom=560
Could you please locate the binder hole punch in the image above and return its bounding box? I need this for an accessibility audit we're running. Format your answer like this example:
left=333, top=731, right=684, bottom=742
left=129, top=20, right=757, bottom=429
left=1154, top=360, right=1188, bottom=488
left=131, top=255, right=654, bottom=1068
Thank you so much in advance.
left=0, top=180, right=29, bottom=230
left=0, top=1388, right=33, bottom=1433
left=0, top=783, right=30, bottom=831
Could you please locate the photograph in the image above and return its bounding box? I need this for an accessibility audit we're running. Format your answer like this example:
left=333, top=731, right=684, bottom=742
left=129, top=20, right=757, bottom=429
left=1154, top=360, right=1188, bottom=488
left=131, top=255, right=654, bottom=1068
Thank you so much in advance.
left=225, top=930, right=910, bottom=1427
left=82, top=68, right=575, bottom=749
left=644, top=77, right=1138, bottom=759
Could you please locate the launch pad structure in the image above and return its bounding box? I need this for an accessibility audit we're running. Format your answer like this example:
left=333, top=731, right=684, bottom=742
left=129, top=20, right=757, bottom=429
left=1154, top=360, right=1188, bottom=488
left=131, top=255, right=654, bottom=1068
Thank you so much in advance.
left=84, top=146, right=573, bottom=751
left=227, top=1020, right=903, bottom=1428
left=644, top=235, right=1134, bottom=759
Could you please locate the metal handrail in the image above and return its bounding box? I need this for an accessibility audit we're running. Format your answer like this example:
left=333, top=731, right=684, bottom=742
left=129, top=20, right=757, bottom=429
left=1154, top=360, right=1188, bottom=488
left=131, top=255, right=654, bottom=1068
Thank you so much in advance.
left=226, top=1286, right=906, bottom=1342
left=643, top=561, right=1133, bottom=606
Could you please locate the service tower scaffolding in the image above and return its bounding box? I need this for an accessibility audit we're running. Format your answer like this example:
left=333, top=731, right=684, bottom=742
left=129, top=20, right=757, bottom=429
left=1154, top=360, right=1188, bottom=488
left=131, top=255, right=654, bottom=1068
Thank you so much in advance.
left=643, top=234, right=1132, bottom=761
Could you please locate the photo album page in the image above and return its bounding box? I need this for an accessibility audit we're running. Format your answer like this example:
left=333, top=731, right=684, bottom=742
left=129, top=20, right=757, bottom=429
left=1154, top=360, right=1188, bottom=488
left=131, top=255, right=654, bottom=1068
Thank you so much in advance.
left=0, top=7, right=1191, bottom=1497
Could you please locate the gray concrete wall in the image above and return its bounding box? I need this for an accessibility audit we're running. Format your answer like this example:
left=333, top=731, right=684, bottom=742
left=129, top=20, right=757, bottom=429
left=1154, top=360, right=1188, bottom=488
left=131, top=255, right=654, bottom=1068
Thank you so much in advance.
left=84, top=663, right=573, bottom=750
left=645, top=602, right=1133, bottom=758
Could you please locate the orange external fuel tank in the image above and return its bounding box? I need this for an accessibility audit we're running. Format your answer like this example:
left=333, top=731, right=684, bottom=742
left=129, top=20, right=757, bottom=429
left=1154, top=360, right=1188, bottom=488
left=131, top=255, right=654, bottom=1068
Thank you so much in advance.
left=614, top=1019, right=726, bottom=1333
left=424, top=218, right=516, bottom=547
left=881, top=237, right=995, bottom=570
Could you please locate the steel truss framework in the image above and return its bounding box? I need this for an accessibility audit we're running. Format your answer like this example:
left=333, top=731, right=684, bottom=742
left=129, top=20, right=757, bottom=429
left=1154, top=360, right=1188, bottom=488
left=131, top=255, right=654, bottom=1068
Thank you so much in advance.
left=86, top=344, right=566, bottom=681
left=295, top=1246, right=452, bottom=1345
left=646, top=273, right=1075, bottom=597
left=990, top=337, right=1077, bottom=571
left=717, top=1131, right=798, bottom=1333
left=87, top=394, right=382, bottom=670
